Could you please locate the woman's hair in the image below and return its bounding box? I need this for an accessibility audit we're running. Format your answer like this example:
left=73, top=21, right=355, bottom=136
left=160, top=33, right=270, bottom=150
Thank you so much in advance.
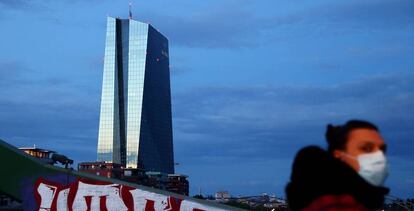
left=326, top=120, right=379, bottom=153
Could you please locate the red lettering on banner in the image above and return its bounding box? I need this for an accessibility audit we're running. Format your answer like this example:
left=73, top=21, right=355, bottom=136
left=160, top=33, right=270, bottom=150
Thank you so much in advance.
left=166, top=197, right=183, bottom=211
left=34, top=178, right=225, bottom=211
left=145, top=199, right=155, bottom=211
left=84, top=196, right=92, bottom=211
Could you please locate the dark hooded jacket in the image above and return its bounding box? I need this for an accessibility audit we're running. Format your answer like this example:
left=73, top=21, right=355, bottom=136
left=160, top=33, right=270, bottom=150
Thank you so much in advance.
left=286, top=146, right=389, bottom=211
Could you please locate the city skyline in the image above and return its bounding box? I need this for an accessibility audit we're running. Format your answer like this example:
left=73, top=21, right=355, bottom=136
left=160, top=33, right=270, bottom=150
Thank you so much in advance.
left=0, top=0, right=413, bottom=197
left=97, top=16, right=174, bottom=173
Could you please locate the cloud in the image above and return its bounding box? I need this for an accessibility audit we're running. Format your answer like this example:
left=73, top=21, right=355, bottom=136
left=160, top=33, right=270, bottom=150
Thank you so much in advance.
left=318, top=0, right=414, bottom=26
left=0, top=61, right=31, bottom=86
left=0, top=0, right=30, bottom=9
left=135, top=0, right=414, bottom=49
left=140, top=6, right=259, bottom=48
left=0, top=0, right=108, bottom=10
left=170, top=65, right=191, bottom=76
left=0, top=61, right=100, bottom=161
left=2, top=0, right=413, bottom=49
left=263, top=0, right=414, bottom=28
left=172, top=74, right=414, bottom=164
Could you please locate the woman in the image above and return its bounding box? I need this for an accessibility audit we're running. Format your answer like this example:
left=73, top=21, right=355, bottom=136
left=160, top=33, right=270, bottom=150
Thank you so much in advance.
left=285, top=120, right=389, bottom=210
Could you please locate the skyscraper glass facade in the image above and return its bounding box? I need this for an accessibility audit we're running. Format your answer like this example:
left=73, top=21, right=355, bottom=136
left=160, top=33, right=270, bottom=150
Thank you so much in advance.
left=97, top=17, right=174, bottom=174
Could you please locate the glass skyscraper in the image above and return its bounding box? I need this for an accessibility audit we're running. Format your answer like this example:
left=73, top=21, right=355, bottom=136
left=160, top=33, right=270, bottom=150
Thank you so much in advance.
left=97, top=17, right=174, bottom=174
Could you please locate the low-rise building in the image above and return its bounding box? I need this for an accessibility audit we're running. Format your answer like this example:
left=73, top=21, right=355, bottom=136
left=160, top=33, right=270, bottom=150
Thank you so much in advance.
left=215, top=191, right=230, bottom=200
left=168, top=174, right=189, bottom=196
left=145, top=171, right=169, bottom=190
left=19, top=146, right=55, bottom=165
left=78, top=163, right=190, bottom=196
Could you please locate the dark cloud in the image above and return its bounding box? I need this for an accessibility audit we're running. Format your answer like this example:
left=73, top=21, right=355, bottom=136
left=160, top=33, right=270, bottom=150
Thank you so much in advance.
left=317, top=0, right=414, bottom=26
left=0, top=0, right=30, bottom=9
left=135, top=0, right=414, bottom=48
left=0, top=61, right=30, bottom=85
left=172, top=74, right=414, bottom=164
left=0, top=0, right=109, bottom=24
left=261, top=0, right=414, bottom=31
left=172, top=73, right=414, bottom=195
left=0, top=0, right=107, bottom=9
left=3, top=0, right=413, bottom=49
left=0, top=61, right=100, bottom=161
left=139, top=7, right=258, bottom=48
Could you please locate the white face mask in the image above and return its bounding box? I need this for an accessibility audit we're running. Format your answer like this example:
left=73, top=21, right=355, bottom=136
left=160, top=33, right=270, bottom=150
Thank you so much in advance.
left=343, top=150, right=388, bottom=186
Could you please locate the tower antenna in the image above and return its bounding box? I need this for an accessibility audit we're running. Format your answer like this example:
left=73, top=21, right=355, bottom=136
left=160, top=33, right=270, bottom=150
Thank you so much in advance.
left=129, top=1, right=133, bottom=19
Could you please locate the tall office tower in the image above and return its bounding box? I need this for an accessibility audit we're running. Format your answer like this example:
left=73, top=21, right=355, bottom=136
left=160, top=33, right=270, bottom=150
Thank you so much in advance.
left=97, top=17, right=174, bottom=174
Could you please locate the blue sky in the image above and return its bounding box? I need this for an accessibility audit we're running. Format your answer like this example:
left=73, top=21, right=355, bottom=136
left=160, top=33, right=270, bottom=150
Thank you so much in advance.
left=0, top=0, right=413, bottom=198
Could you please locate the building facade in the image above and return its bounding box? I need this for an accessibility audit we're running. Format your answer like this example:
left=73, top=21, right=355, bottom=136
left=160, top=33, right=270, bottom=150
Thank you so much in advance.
left=97, top=17, right=174, bottom=174
left=19, top=147, right=55, bottom=165
left=78, top=162, right=124, bottom=179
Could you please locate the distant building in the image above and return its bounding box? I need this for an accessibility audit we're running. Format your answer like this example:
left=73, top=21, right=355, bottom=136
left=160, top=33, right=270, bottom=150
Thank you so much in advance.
left=19, top=147, right=55, bottom=165
left=222, top=195, right=288, bottom=210
left=167, top=174, right=189, bottom=196
left=144, top=172, right=189, bottom=196
left=96, top=16, right=174, bottom=174
left=215, top=191, right=231, bottom=201
left=145, top=171, right=169, bottom=190
left=78, top=162, right=123, bottom=179
left=122, top=168, right=149, bottom=184
left=78, top=163, right=189, bottom=195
